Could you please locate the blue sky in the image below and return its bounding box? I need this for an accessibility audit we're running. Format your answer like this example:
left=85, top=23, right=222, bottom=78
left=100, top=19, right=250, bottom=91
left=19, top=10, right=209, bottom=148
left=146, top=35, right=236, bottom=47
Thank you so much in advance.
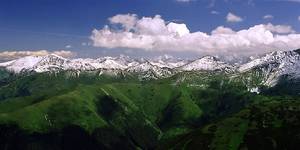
left=0, top=0, right=300, bottom=58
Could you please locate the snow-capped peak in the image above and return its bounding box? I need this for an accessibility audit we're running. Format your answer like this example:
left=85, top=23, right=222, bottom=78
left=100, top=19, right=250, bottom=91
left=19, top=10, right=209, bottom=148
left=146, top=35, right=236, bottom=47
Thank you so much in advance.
left=94, top=55, right=140, bottom=70
left=149, top=55, right=189, bottom=68
left=1, top=49, right=299, bottom=82
left=0, top=56, right=43, bottom=73
left=179, top=55, right=234, bottom=72
left=239, top=50, right=300, bottom=72
left=126, top=61, right=173, bottom=79
left=0, top=54, right=141, bottom=73
left=29, top=54, right=70, bottom=73
left=127, top=61, right=155, bottom=72
left=239, top=50, right=300, bottom=86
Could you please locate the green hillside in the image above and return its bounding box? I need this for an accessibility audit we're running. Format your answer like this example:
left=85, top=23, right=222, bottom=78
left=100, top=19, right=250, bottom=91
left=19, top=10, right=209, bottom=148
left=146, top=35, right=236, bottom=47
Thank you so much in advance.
left=0, top=71, right=299, bottom=150
left=159, top=100, right=300, bottom=150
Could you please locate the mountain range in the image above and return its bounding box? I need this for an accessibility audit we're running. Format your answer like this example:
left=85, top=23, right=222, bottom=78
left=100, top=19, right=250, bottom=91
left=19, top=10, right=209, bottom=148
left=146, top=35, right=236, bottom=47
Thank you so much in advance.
left=0, top=49, right=299, bottom=150
left=1, top=49, right=300, bottom=87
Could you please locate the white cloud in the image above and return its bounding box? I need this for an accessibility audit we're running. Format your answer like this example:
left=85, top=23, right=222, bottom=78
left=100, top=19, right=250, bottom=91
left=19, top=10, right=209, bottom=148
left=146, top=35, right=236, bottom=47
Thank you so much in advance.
left=263, top=15, right=274, bottom=19
left=263, top=23, right=295, bottom=34
left=211, top=26, right=236, bottom=35
left=298, top=16, right=300, bottom=21
left=90, top=14, right=300, bottom=56
left=81, top=42, right=92, bottom=46
left=109, top=14, right=138, bottom=31
left=211, top=10, right=220, bottom=15
left=226, top=12, right=243, bottom=23
left=0, top=50, right=75, bottom=61
left=167, top=22, right=190, bottom=37
left=65, top=45, right=72, bottom=49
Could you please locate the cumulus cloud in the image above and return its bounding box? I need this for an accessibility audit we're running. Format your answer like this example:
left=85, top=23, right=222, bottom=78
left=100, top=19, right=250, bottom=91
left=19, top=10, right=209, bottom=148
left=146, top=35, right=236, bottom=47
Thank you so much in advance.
left=226, top=12, right=243, bottom=22
left=211, top=26, right=236, bottom=35
left=90, top=14, right=300, bottom=56
left=0, top=50, right=75, bottom=61
left=109, top=14, right=138, bottom=31
left=263, top=23, right=295, bottom=34
left=263, top=14, right=274, bottom=19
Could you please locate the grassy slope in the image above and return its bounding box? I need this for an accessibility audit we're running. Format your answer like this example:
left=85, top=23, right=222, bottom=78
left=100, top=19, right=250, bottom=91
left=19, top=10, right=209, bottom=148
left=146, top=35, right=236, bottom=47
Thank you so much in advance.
left=0, top=73, right=209, bottom=149
left=0, top=71, right=298, bottom=149
left=159, top=100, right=300, bottom=150
left=0, top=84, right=108, bottom=132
